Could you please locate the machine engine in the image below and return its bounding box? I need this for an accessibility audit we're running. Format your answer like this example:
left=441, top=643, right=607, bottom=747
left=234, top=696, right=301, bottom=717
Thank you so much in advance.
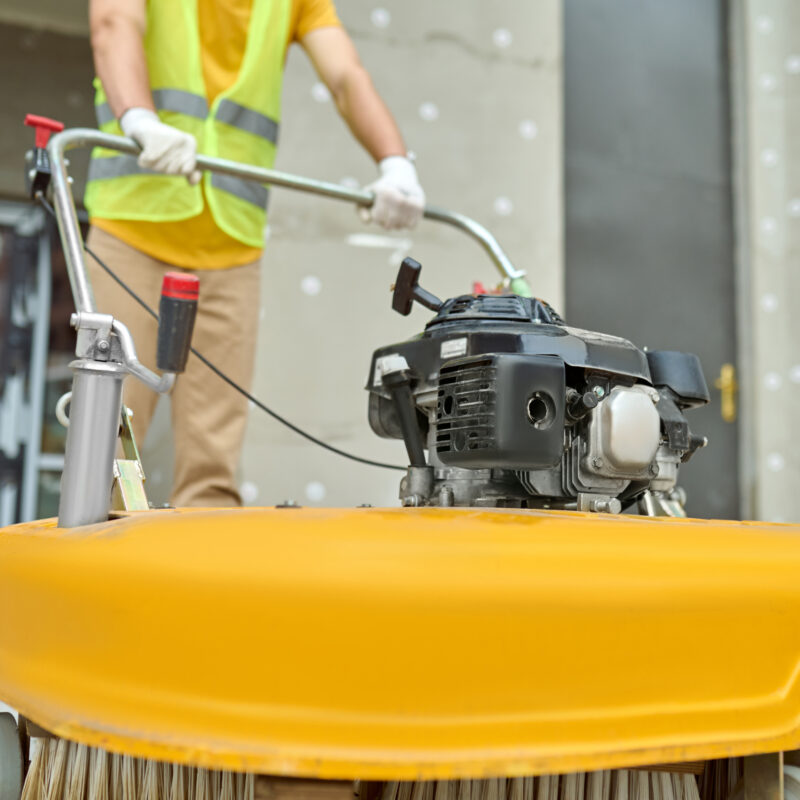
left=367, top=258, right=708, bottom=515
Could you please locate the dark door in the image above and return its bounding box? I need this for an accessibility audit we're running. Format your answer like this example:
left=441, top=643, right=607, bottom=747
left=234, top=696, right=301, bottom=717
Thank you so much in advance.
left=564, top=0, right=738, bottom=519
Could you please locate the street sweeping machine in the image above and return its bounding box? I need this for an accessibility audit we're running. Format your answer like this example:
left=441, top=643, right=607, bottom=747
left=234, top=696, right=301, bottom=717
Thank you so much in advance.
left=1, top=118, right=799, bottom=800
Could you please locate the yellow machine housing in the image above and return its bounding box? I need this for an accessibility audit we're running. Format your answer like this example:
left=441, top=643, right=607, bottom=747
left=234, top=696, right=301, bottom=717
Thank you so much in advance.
left=1, top=507, right=800, bottom=780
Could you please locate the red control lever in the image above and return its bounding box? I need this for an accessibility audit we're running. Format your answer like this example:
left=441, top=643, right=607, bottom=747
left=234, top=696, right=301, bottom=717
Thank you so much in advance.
left=24, top=114, right=65, bottom=148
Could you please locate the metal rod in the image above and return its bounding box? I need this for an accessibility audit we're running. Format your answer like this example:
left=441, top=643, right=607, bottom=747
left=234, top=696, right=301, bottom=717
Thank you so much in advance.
left=422, top=205, right=525, bottom=280
left=47, top=128, right=527, bottom=314
left=47, top=131, right=97, bottom=313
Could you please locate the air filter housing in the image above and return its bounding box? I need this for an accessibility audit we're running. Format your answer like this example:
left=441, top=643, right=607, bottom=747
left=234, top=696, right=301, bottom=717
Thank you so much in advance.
left=435, top=353, right=566, bottom=469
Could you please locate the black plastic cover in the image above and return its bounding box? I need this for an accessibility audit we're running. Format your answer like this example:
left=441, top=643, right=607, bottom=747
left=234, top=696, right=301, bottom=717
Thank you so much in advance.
left=646, top=350, right=710, bottom=408
left=435, top=353, right=566, bottom=469
left=367, top=323, right=650, bottom=408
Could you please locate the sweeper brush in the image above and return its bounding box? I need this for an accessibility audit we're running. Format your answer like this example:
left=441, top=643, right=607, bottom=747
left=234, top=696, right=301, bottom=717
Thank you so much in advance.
left=3, top=120, right=800, bottom=800
left=18, top=742, right=705, bottom=800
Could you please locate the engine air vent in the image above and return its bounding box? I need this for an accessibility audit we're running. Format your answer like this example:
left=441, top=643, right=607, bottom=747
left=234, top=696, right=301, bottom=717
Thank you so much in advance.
left=436, top=359, right=496, bottom=454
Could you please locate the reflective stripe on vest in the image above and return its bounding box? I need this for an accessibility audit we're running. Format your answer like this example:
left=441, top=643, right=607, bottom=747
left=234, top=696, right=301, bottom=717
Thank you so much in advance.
left=87, top=155, right=269, bottom=209
left=95, top=89, right=209, bottom=127
left=215, top=99, right=279, bottom=144
left=96, top=92, right=279, bottom=146
left=87, top=155, right=152, bottom=181
left=211, top=174, right=269, bottom=208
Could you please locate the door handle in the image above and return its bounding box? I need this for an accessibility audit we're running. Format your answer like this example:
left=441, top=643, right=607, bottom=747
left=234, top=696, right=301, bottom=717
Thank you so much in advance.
left=714, top=363, right=738, bottom=423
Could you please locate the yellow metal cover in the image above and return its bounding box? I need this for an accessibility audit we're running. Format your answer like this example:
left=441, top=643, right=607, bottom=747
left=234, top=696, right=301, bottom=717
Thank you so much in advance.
left=1, top=507, right=800, bottom=779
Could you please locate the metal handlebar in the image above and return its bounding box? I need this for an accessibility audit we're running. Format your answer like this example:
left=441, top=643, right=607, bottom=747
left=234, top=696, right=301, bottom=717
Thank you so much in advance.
left=46, top=128, right=530, bottom=315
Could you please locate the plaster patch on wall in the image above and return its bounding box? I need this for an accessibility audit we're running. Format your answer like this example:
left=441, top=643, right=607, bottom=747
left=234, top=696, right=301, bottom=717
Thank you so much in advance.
left=492, top=28, right=512, bottom=48
left=370, top=8, right=391, bottom=28
left=493, top=196, right=513, bottom=216
left=418, top=102, right=439, bottom=122
left=240, top=481, right=259, bottom=504
left=311, top=83, right=331, bottom=103
left=519, top=120, right=539, bottom=140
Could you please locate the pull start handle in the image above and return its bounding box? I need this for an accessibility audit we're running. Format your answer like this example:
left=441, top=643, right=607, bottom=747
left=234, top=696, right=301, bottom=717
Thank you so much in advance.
left=392, top=257, right=443, bottom=317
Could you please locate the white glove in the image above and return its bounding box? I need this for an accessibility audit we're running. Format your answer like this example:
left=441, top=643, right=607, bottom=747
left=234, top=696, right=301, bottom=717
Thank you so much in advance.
left=362, top=156, right=425, bottom=230
left=120, top=107, right=201, bottom=185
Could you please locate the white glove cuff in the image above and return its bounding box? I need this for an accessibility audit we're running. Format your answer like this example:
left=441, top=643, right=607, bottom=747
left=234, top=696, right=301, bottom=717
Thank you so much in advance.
left=120, top=107, right=159, bottom=136
left=377, top=155, right=419, bottom=184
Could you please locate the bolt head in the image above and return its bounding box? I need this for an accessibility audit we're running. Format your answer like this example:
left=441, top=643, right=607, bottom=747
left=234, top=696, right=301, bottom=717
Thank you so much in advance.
left=649, top=463, right=660, bottom=476
left=592, top=385, right=605, bottom=398
left=590, top=497, right=621, bottom=514
left=96, top=339, right=110, bottom=353
left=591, top=456, right=604, bottom=469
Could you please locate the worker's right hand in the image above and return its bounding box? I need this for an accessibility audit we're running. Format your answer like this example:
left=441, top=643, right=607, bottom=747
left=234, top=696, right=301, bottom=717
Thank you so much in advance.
left=120, top=108, right=202, bottom=185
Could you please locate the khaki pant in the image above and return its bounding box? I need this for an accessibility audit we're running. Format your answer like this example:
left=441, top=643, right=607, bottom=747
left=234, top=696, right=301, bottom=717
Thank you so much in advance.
left=86, top=226, right=261, bottom=507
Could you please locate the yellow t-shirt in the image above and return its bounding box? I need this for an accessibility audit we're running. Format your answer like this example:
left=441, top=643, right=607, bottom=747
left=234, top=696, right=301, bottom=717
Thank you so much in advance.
left=92, top=0, right=341, bottom=269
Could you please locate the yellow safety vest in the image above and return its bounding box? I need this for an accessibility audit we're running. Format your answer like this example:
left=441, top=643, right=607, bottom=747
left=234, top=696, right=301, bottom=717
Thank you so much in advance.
left=84, top=0, right=290, bottom=249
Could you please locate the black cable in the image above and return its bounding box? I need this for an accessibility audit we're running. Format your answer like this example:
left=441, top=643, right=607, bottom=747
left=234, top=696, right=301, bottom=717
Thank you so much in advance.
left=38, top=196, right=404, bottom=471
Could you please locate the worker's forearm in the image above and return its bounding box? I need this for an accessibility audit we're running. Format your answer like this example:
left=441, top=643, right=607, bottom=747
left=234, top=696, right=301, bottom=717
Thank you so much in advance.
left=332, top=67, right=407, bottom=163
left=90, top=7, right=154, bottom=119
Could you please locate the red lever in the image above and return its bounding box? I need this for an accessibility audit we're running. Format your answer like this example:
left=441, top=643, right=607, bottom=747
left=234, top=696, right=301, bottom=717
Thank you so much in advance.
left=24, top=114, right=65, bottom=148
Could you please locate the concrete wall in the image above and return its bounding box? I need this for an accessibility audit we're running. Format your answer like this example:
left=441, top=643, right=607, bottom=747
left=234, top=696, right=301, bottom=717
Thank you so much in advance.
left=732, top=0, right=800, bottom=521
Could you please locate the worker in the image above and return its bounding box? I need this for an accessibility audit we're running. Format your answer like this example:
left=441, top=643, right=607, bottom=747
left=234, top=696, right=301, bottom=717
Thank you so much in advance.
left=85, top=0, right=425, bottom=507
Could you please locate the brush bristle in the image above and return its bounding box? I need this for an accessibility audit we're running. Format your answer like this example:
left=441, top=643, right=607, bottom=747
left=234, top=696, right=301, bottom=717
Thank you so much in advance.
left=23, top=741, right=711, bottom=800
left=21, top=743, right=256, bottom=800
left=379, top=773, right=701, bottom=800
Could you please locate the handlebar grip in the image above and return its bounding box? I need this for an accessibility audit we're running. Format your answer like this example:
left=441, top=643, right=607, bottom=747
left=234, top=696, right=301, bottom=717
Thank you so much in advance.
left=157, top=273, right=199, bottom=373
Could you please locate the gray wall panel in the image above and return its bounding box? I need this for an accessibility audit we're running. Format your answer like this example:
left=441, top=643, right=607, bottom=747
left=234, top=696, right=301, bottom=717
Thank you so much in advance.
left=565, top=0, right=738, bottom=518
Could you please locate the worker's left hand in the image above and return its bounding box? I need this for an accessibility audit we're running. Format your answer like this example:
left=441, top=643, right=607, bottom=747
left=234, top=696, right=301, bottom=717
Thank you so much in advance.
left=363, top=156, right=425, bottom=230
